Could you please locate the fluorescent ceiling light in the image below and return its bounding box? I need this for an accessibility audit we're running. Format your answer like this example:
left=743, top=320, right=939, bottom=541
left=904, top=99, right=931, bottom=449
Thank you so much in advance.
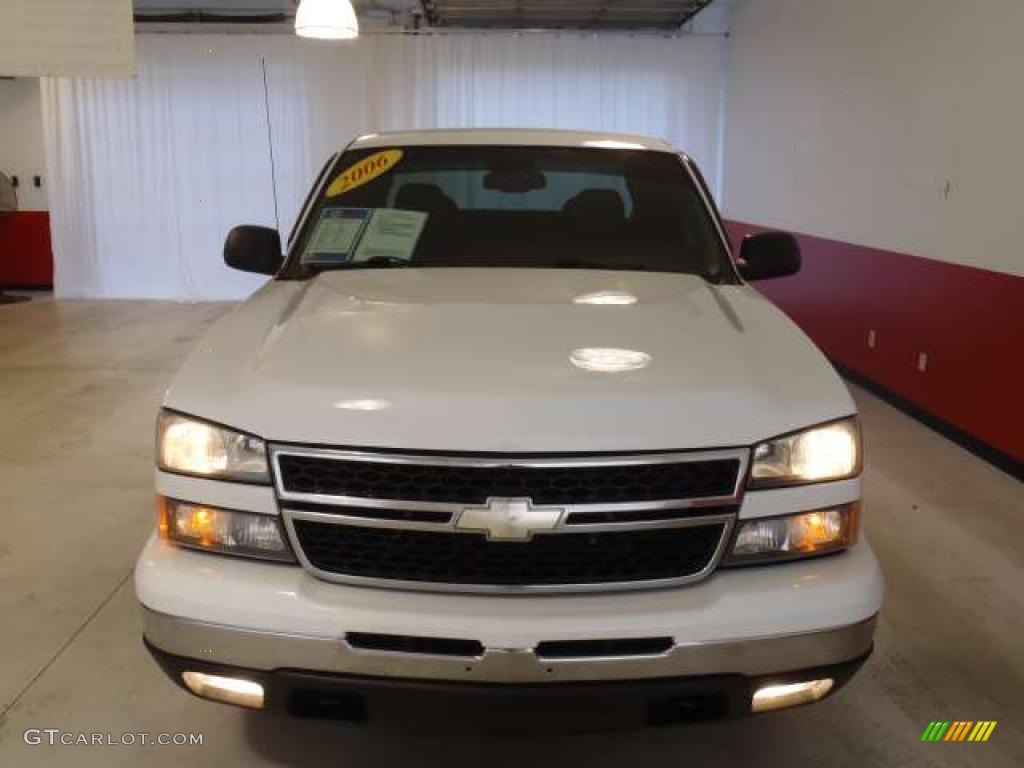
left=295, top=0, right=359, bottom=39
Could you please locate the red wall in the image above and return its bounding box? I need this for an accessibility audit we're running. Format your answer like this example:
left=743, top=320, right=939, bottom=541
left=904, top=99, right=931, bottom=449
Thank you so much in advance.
left=0, top=211, right=53, bottom=286
left=725, top=220, right=1024, bottom=465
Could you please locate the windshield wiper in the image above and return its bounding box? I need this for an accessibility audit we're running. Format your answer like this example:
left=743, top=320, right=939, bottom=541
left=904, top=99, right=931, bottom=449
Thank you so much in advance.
left=309, top=256, right=414, bottom=272
left=551, top=260, right=648, bottom=272
left=551, top=260, right=719, bottom=280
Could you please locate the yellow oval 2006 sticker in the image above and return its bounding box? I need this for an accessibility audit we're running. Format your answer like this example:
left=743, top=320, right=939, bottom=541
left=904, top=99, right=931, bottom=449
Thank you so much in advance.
left=326, top=149, right=403, bottom=197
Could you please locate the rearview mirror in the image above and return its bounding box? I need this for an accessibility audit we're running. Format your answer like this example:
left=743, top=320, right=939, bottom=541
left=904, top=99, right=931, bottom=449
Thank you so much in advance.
left=224, top=225, right=283, bottom=276
left=483, top=168, right=546, bottom=193
left=737, top=231, right=801, bottom=280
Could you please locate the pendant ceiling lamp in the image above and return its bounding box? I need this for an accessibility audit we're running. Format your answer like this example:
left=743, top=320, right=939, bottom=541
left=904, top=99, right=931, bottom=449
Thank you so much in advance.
left=295, top=0, right=360, bottom=39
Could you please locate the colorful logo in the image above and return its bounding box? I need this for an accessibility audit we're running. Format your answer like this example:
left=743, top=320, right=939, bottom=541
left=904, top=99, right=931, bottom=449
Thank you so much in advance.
left=921, top=721, right=997, bottom=742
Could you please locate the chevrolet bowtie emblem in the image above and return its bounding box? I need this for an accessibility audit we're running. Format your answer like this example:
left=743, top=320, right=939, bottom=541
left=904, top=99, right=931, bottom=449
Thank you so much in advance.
left=456, top=497, right=564, bottom=541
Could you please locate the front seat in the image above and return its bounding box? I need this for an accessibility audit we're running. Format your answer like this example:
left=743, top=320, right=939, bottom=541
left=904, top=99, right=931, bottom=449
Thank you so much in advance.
left=394, top=183, right=458, bottom=215
left=392, top=183, right=458, bottom=262
left=562, top=189, right=626, bottom=230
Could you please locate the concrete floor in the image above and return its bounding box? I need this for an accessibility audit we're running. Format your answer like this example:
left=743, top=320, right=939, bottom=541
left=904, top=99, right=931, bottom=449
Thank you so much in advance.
left=0, top=297, right=1021, bottom=767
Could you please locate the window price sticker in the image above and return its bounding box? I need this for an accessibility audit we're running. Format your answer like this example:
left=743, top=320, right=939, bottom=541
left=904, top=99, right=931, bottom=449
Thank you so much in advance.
left=304, top=208, right=371, bottom=263
left=353, top=209, right=428, bottom=262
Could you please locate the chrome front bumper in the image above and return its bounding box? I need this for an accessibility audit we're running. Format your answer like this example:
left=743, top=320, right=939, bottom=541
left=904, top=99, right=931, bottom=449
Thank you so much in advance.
left=141, top=606, right=876, bottom=685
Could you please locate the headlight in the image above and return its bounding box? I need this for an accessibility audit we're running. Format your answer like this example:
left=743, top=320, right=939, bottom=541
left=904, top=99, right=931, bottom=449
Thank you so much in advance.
left=157, top=410, right=269, bottom=483
left=158, top=496, right=294, bottom=561
left=725, top=503, right=859, bottom=565
left=749, top=418, right=860, bottom=488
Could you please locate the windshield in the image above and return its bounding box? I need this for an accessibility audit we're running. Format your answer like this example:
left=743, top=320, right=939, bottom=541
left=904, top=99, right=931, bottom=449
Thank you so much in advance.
left=287, top=145, right=734, bottom=281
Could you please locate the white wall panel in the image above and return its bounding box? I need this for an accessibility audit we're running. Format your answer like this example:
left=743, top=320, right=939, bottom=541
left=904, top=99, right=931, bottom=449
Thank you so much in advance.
left=723, top=0, right=1024, bottom=276
left=0, top=0, right=134, bottom=77
left=0, top=79, right=48, bottom=210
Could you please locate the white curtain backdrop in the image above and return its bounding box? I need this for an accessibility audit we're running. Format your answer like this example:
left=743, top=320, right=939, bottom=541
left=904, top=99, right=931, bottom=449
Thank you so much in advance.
left=41, top=32, right=725, bottom=299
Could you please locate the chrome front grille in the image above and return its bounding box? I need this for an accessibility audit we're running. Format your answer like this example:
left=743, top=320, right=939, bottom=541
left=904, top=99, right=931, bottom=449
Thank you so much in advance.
left=275, top=451, right=741, bottom=505
left=272, top=446, right=749, bottom=593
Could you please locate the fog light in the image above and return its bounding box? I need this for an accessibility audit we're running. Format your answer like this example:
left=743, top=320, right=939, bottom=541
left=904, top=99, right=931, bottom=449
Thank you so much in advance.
left=181, top=671, right=264, bottom=709
left=751, top=678, right=834, bottom=713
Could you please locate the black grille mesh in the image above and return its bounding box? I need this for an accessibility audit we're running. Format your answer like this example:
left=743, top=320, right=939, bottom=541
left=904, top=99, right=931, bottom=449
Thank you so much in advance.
left=292, top=520, right=725, bottom=586
left=277, top=454, right=739, bottom=505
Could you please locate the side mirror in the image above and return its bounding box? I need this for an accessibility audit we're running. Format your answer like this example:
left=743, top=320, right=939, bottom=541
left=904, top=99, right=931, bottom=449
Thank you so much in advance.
left=738, top=231, right=801, bottom=280
left=224, top=225, right=283, bottom=276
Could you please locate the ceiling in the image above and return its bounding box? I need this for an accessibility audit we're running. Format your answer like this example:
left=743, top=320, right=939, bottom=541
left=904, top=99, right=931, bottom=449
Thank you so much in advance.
left=133, top=1, right=423, bottom=26
left=422, top=1, right=715, bottom=30
left=132, top=0, right=720, bottom=30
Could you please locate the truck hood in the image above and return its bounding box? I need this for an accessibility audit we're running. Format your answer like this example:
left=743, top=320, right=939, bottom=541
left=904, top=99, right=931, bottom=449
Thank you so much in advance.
left=165, top=269, right=854, bottom=452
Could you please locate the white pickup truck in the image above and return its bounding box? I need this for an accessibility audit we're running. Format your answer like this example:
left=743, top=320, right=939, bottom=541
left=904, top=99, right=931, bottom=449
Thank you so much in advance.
left=136, top=129, right=882, bottom=728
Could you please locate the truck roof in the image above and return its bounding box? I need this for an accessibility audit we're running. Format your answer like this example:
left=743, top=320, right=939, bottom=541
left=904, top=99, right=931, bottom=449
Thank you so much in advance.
left=349, top=128, right=676, bottom=153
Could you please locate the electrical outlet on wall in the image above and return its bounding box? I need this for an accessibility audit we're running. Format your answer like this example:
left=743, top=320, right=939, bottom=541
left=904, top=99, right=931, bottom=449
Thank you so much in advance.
left=868, top=330, right=877, bottom=349
left=917, top=352, right=929, bottom=372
